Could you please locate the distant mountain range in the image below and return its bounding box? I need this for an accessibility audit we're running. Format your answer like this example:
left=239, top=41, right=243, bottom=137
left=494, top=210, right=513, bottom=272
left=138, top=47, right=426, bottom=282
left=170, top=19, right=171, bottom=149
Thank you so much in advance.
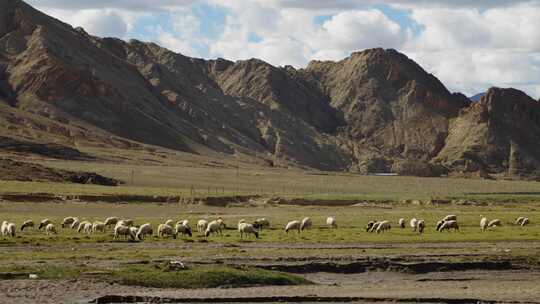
left=1, top=0, right=540, bottom=178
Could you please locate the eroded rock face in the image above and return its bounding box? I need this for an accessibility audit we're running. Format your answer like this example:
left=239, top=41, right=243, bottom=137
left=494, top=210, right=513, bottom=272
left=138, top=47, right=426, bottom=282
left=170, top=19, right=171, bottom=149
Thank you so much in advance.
left=0, top=0, right=539, bottom=177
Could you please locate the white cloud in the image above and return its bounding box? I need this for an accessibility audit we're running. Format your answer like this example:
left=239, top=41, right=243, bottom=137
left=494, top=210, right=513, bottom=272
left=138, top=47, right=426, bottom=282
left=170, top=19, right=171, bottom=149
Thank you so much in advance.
left=27, top=0, right=195, bottom=11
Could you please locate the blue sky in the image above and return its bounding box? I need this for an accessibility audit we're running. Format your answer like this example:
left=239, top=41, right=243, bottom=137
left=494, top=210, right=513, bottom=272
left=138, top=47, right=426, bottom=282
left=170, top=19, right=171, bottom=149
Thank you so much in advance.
left=29, top=0, right=540, bottom=98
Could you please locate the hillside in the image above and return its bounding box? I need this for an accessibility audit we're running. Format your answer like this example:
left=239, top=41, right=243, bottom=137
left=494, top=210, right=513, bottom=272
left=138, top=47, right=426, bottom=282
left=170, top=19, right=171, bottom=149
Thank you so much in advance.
left=0, top=0, right=539, bottom=178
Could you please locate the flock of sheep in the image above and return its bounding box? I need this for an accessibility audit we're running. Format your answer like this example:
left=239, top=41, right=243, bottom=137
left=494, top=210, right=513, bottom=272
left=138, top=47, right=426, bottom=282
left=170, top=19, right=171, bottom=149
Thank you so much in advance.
left=0, top=214, right=531, bottom=240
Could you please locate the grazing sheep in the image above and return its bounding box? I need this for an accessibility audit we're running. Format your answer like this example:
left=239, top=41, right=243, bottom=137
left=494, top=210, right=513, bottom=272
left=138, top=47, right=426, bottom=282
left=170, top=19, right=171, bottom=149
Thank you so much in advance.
left=61, top=217, right=77, bottom=228
left=5, top=223, right=16, bottom=237
left=129, top=227, right=138, bottom=237
left=83, top=222, right=93, bottom=234
left=436, top=220, right=444, bottom=231
left=375, top=221, right=391, bottom=233
left=300, top=217, right=312, bottom=231
left=197, top=220, right=208, bottom=233
left=438, top=220, right=459, bottom=232
left=158, top=224, right=176, bottom=239
left=38, top=219, right=52, bottom=230
left=114, top=225, right=135, bottom=240
left=20, top=220, right=34, bottom=231
left=164, top=219, right=174, bottom=226
left=77, top=221, right=91, bottom=233
left=1, top=221, right=8, bottom=235
left=92, top=221, right=106, bottom=233
left=253, top=218, right=270, bottom=230
left=216, top=218, right=226, bottom=229
left=70, top=218, right=80, bottom=230
left=45, top=223, right=57, bottom=235
left=365, top=221, right=376, bottom=232
left=204, top=220, right=223, bottom=237
left=410, top=218, right=418, bottom=232
left=480, top=216, right=488, bottom=232
left=326, top=217, right=337, bottom=229
left=136, top=223, right=153, bottom=240
left=521, top=218, right=530, bottom=227
left=369, top=221, right=381, bottom=233
left=398, top=218, right=405, bottom=229
left=178, top=219, right=189, bottom=227
left=285, top=220, right=301, bottom=233
left=238, top=222, right=259, bottom=239
left=417, top=220, right=425, bottom=234
left=487, top=219, right=502, bottom=228
left=104, top=217, right=119, bottom=227
left=443, top=215, right=457, bottom=222
left=515, top=217, right=525, bottom=225
left=175, top=223, right=192, bottom=237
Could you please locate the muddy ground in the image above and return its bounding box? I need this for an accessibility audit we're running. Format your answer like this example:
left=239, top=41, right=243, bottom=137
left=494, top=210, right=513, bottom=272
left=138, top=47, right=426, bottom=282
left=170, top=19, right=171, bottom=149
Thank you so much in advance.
left=1, top=241, right=540, bottom=304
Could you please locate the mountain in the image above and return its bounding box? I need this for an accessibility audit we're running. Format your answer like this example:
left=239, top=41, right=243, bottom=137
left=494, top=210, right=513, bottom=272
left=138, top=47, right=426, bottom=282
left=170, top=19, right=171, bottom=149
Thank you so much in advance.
left=469, top=93, right=485, bottom=102
left=0, top=0, right=539, bottom=178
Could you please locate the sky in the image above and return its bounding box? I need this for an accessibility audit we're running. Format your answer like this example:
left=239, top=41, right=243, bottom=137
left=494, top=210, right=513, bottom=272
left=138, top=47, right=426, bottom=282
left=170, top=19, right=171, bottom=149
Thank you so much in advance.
left=28, top=0, right=540, bottom=98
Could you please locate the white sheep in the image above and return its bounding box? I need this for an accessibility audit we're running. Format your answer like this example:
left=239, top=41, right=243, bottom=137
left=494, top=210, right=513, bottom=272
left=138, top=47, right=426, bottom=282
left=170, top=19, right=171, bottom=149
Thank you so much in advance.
left=38, top=219, right=52, bottom=230
left=417, top=220, right=425, bottom=234
left=92, top=221, right=106, bottom=233
left=5, top=223, right=16, bottom=237
left=443, top=215, right=457, bottom=221
left=175, top=223, right=192, bottom=237
left=375, top=221, right=391, bottom=233
left=216, top=218, right=226, bottom=229
left=300, top=217, right=312, bottom=231
left=197, top=219, right=208, bottom=233
left=114, top=224, right=134, bottom=240
left=179, top=219, right=189, bottom=226
left=136, top=223, right=153, bottom=240
left=285, top=220, right=301, bottom=233
left=326, top=217, right=337, bottom=229
left=410, top=218, right=418, bottom=232
left=398, top=218, right=405, bottom=229
left=487, top=219, right=502, bottom=228
left=70, top=218, right=80, bottom=229
left=45, top=223, right=57, bottom=235
left=369, top=221, right=381, bottom=233
left=83, top=222, right=93, bottom=234
left=20, top=220, right=34, bottom=231
left=158, top=224, right=176, bottom=239
left=436, top=220, right=444, bottom=231
left=438, top=220, right=459, bottom=232
left=238, top=222, right=259, bottom=238
left=204, top=220, right=222, bottom=237
left=117, top=219, right=134, bottom=227
left=521, top=218, right=530, bottom=227
left=480, top=216, right=488, bottom=232
left=77, top=221, right=91, bottom=233
left=61, top=217, right=76, bottom=228
left=104, top=217, right=119, bottom=227
left=1, top=221, right=8, bottom=235
left=164, top=219, right=174, bottom=226
left=515, top=217, right=525, bottom=225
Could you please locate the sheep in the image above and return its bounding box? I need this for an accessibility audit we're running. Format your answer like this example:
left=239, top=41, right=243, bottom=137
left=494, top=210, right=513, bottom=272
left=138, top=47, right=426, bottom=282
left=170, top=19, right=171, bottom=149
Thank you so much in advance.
left=158, top=224, right=176, bottom=239
left=1, top=221, right=8, bottom=235
left=417, top=220, right=425, bottom=234
left=136, top=223, right=153, bottom=240
left=117, top=219, right=134, bottom=227
left=487, top=219, right=502, bottom=228
left=515, top=217, right=525, bottom=225
left=326, top=217, right=337, bottom=229
left=20, top=220, right=34, bottom=231
left=285, top=220, right=301, bottom=233
left=114, top=224, right=135, bottom=240
left=5, top=223, right=16, bottom=237
left=216, top=218, right=226, bottom=229
left=92, top=221, right=106, bottom=233
left=164, top=219, right=174, bottom=226
left=368, top=221, right=381, bottom=233
left=521, top=218, right=530, bottom=227
left=38, top=219, right=52, bottom=230
left=436, top=220, right=444, bottom=231
left=300, top=217, right=312, bottom=231
left=375, top=221, right=391, bottom=233
left=438, top=220, right=459, bottom=232
left=83, top=222, right=93, bottom=234
left=204, top=220, right=223, bottom=237
left=480, top=216, right=488, bottom=232
left=177, top=219, right=189, bottom=227
left=197, top=220, right=208, bottom=233
left=238, top=219, right=246, bottom=225
left=398, top=218, right=405, bottom=229
left=70, top=218, right=80, bottom=229
left=175, top=223, right=192, bottom=237
left=443, top=215, right=457, bottom=222
left=238, top=222, right=259, bottom=238
left=253, top=218, right=270, bottom=230
left=77, top=221, right=91, bottom=233
left=45, top=223, right=57, bottom=235
left=61, top=217, right=76, bottom=228
left=410, top=218, right=418, bottom=232
left=129, top=227, right=138, bottom=237
left=104, top=217, right=119, bottom=227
